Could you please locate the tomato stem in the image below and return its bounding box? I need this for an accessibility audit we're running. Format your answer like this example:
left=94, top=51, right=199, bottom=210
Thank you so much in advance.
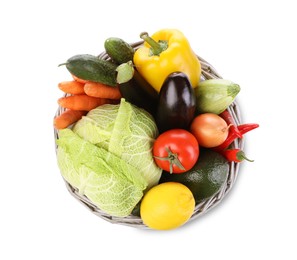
left=153, top=147, right=185, bottom=174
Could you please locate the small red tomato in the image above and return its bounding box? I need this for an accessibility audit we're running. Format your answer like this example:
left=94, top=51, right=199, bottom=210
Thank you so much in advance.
left=153, top=129, right=199, bottom=174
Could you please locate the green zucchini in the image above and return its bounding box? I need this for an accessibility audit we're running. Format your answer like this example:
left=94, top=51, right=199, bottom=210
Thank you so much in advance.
left=61, top=54, right=118, bottom=86
left=195, top=79, right=240, bottom=114
left=104, top=37, right=134, bottom=64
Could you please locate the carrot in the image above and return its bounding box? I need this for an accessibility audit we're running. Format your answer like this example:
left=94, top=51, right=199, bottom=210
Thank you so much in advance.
left=58, top=94, right=111, bottom=111
left=72, top=74, right=89, bottom=84
left=58, top=81, right=85, bottom=95
left=84, top=82, right=122, bottom=100
left=54, top=109, right=87, bottom=130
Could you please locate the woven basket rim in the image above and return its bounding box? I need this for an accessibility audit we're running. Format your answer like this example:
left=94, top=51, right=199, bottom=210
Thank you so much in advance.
left=54, top=41, right=244, bottom=229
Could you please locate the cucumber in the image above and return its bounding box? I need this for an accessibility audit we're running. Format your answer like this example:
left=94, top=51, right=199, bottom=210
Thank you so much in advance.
left=62, top=54, right=118, bottom=86
left=104, top=37, right=134, bottom=64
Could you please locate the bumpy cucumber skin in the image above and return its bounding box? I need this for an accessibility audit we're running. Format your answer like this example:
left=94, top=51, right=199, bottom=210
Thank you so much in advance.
left=104, top=37, right=134, bottom=64
left=66, top=54, right=118, bottom=86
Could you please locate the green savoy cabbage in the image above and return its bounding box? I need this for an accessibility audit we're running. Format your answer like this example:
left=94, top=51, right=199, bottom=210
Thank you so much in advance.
left=73, top=98, right=161, bottom=189
left=56, top=99, right=161, bottom=217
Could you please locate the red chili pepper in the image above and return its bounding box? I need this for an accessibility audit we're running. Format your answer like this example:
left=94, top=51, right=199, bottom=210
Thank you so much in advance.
left=219, top=109, right=243, bottom=138
left=238, top=123, right=259, bottom=134
left=221, top=149, right=254, bottom=163
left=213, top=123, right=259, bottom=151
left=213, top=131, right=238, bottom=151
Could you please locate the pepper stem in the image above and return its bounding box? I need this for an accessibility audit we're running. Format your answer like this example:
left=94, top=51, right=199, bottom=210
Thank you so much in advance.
left=58, top=62, right=68, bottom=67
left=237, top=151, right=254, bottom=162
left=140, top=32, right=168, bottom=56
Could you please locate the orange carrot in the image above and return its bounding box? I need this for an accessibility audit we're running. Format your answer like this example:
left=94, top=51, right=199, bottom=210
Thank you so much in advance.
left=72, top=74, right=89, bottom=84
left=84, top=82, right=122, bottom=100
left=58, top=81, right=85, bottom=95
left=58, top=94, right=111, bottom=111
left=54, top=109, right=87, bottom=129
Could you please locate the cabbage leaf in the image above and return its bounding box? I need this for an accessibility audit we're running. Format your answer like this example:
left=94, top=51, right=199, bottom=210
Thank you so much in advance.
left=57, top=128, right=147, bottom=217
left=73, top=98, right=162, bottom=189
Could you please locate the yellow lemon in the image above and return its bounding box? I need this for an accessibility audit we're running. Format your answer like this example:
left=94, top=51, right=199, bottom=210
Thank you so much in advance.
left=140, top=182, right=195, bottom=230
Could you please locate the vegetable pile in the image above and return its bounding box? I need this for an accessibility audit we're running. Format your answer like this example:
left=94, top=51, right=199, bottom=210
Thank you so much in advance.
left=54, top=29, right=259, bottom=230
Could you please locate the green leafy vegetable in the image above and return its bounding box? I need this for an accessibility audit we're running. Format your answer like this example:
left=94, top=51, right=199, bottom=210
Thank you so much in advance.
left=73, top=98, right=162, bottom=189
left=56, top=99, right=162, bottom=217
left=57, top=129, right=148, bottom=217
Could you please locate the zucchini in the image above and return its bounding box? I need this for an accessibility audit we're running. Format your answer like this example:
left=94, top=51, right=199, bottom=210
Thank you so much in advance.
left=104, top=37, right=134, bottom=64
left=195, top=79, right=240, bottom=114
left=61, top=54, right=118, bottom=86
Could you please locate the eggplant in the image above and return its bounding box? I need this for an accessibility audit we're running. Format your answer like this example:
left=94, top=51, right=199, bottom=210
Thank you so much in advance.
left=119, top=70, right=158, bottom=116
left=155, top=72, right=196, bottom=133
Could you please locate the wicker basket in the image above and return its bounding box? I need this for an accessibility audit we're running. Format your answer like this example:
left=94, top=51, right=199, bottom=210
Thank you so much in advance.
left=54, top=41, right=244, bottom=228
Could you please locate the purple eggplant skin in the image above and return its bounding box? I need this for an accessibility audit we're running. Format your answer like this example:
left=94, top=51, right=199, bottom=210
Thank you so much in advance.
left=155, top=72, right=197, bottom=133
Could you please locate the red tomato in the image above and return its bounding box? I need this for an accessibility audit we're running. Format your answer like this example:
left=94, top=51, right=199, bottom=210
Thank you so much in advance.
left=153, top=129, right=199, bottom=174
left=190, top=113, right=229, bottom=148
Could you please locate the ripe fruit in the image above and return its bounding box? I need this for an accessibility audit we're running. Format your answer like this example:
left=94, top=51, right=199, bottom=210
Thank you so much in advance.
left=140, top=182, right=195, bottom=230
left=153, top=129, right=199, bottom=174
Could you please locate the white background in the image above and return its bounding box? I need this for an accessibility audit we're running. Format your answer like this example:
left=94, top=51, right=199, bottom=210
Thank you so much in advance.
left=1, top=0, right=296, bottom=259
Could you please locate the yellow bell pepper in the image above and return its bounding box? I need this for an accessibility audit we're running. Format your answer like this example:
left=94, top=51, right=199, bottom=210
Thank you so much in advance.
left=133, top=29, right=201, bottom=92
